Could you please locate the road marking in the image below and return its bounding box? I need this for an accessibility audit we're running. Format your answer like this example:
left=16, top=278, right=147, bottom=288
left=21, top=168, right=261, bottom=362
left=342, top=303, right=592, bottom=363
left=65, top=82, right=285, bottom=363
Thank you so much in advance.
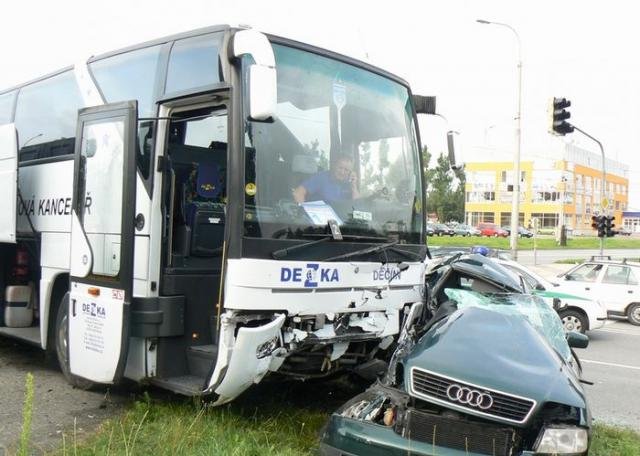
left=595, top=328, right=640, bottom=336
left=581, top=359, right=640, bottom=371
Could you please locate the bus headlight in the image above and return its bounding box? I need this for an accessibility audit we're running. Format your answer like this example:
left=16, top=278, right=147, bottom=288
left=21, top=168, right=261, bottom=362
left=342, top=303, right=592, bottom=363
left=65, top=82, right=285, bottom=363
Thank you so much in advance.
left=535, top=426, right=588, bottom=454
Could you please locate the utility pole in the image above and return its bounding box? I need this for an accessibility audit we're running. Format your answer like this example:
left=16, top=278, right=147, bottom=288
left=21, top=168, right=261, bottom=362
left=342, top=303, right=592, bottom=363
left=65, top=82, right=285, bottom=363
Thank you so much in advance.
left=477, top=19, right=522, bottom=261
left=572, top=126, right=606, bottom=256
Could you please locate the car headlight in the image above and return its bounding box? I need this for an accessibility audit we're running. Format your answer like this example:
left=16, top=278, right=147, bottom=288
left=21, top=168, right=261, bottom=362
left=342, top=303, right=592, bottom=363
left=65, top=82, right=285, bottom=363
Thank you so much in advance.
left=535, top=426, right=588, bottom=454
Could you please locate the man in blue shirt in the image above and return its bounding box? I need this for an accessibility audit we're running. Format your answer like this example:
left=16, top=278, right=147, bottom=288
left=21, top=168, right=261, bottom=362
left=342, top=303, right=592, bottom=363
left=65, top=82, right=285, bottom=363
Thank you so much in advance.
left=293, top=155, right=360, bottom=203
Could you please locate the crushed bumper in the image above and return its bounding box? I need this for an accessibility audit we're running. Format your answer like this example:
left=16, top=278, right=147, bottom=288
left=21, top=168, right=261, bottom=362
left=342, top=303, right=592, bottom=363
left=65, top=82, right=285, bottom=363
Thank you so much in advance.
left=320, top=414, right=495, bottom=456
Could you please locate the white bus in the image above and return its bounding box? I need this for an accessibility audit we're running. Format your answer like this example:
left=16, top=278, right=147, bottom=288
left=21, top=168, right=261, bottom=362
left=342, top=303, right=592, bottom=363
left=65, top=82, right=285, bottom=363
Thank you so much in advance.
left=0, top=26, right=437, bottom=403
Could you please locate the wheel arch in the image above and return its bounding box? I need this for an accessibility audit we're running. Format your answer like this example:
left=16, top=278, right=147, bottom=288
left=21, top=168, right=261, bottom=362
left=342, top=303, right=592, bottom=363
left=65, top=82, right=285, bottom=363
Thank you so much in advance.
left=560, top=306, right=590, bottom=331
left=44, top=273, right=69, bottom=351
left=624, top=301, right=640, bottom=314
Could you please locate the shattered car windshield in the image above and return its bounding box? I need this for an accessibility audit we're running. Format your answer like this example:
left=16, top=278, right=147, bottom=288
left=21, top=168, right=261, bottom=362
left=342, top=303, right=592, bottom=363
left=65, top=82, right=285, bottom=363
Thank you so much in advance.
left=444, top=289, right=570, bottom=361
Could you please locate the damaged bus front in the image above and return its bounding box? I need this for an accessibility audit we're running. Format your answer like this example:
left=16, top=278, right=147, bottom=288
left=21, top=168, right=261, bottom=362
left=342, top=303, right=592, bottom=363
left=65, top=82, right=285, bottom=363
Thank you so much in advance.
left=211, top=32, right=432, bottom=402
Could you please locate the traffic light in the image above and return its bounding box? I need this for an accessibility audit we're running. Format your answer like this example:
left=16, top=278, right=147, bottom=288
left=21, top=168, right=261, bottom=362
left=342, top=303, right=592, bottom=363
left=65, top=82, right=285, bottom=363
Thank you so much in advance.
left=591, top=215, right=606, bottom=238
left=550, top=97, right=574, bottom=135
left=605, top=215, right=616, bottom=237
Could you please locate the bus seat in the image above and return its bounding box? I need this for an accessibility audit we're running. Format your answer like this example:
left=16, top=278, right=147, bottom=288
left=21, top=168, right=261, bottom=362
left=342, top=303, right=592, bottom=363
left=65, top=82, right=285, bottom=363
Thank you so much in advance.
left=181, top=163, right=226, bottom=257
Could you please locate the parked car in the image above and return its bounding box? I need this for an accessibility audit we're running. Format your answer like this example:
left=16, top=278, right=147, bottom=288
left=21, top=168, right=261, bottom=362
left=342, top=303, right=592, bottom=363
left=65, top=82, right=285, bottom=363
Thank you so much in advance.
left=320, top=254, right=591, bottom=456
left=426, top=223, right=435, bottom=236
left=495, top=258, right=608, bottom=333
left=477, top=222, right=508, bottom=237
left=618, top=227, right=632, bottom=236
left=518, top=227, right=534, bottom=238
left=502, top=226, right=534, bottom=238
left=432, top=223, right=454, bottom=236
left=558, top=258, right=640, bottom=325
left=453, top=224, right=480, bottom=236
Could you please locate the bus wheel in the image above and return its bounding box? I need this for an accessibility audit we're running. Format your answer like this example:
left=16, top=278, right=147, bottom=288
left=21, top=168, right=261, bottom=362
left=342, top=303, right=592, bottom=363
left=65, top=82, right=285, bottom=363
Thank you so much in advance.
left=55, top=293, right=95, bottom=390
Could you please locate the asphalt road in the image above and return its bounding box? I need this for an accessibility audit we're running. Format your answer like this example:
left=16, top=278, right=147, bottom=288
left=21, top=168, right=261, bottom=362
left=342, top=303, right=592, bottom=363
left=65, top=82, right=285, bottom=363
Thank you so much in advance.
left=577, top=320, right=640, bottom=430
left=529, top=264, right=640, bottom=430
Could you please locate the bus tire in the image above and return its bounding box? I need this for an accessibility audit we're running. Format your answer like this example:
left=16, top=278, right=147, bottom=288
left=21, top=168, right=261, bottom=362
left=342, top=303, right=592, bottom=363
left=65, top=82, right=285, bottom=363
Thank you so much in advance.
left=55, top=293, right=95, bottom=390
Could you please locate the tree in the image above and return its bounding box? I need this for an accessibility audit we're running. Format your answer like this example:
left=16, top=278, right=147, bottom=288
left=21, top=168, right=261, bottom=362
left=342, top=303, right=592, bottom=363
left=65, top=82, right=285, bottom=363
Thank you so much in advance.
left=423, top=146, right=465, bottom=222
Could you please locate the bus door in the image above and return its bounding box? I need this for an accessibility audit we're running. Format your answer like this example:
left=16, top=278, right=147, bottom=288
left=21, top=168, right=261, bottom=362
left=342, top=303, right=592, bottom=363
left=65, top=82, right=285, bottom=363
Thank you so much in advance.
left=0, top=124, right=18, bottom=243
left=68, top=101, right=137, bottom=383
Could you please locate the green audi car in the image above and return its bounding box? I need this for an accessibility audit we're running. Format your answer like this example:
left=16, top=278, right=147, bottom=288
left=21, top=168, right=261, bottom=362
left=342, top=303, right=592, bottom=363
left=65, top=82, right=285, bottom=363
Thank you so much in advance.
left=320, top=254, right=591, bottom=456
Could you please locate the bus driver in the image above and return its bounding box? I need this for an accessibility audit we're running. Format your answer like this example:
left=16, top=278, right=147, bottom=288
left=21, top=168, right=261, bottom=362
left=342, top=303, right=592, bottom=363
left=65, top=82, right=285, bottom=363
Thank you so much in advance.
left=293, top=155, right=360, bottom=203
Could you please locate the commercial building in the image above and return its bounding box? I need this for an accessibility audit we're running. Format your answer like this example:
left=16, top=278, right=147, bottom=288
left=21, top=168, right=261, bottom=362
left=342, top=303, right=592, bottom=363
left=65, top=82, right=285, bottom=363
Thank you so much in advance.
left=464, top=144, right=629, bottom=233
left=622, top=211, right=640, bottom=233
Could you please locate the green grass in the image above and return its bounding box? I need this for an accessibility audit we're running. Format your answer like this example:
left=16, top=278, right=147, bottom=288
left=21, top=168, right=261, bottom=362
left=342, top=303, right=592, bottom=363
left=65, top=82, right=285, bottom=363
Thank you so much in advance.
left=18, top=373, right=34, bottom=456
left=53, top=380, right=640, bottom=456
left=427, top=235, right=640, bottom=250
left=53, top=379, right=360, bottom=456
left=592, top=424, right=640, bottom=455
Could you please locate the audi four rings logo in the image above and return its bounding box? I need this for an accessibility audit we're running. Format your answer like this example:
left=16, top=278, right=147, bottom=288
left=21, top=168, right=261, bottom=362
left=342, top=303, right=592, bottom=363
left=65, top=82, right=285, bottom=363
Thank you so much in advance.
left=446, top=384, right=494, bottom=410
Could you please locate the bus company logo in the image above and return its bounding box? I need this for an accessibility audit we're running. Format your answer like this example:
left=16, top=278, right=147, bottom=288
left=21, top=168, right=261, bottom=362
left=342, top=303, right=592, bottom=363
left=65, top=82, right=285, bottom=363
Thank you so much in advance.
left=17, top=196, right=93, bottom=217
left=280, top=263, right=340, bottom=288
left=82, top=302, right=106, bottom=319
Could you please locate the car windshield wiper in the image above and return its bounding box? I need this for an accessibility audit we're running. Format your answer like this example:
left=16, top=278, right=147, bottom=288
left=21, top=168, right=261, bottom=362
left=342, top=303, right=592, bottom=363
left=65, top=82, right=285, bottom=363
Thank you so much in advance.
left=323, top=240, right=400, bottom=262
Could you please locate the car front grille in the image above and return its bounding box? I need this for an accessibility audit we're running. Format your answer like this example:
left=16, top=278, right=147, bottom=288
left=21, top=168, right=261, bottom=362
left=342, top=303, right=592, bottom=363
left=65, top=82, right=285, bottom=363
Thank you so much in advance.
left=398, top=409, right=518, bottom=456
left=410, top=367, right=536, bottom=424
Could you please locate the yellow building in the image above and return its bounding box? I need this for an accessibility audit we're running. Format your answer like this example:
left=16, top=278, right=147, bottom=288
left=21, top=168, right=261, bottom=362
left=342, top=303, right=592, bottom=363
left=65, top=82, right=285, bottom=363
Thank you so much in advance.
left=464, top=145, right=629, bottom=233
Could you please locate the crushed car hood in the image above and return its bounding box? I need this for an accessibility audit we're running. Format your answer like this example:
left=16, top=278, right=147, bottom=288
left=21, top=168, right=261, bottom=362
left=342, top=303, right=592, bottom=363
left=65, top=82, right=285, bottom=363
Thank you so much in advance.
left=403, top=305, right=587, bottom=416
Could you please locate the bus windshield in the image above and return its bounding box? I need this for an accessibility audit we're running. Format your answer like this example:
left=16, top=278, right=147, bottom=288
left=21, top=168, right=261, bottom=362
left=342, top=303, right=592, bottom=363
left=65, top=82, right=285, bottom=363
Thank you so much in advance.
left=244, top=44, right=423, bottom=244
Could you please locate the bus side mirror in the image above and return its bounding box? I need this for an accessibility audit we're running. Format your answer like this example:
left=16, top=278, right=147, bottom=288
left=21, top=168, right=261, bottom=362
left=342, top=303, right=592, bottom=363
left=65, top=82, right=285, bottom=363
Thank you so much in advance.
left=447, top=130, right=464, bottom=171
left=413, top=95, right=436, bottom=115
left=232, top=29, right=277, bottom=121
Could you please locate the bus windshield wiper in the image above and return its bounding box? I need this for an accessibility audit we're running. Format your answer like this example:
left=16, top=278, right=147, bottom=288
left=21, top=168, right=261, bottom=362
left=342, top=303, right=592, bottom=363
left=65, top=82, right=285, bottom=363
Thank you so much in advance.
left=271, top=235, right=333, bottom=259
left=323, top=240, right=400, bottom=262
left=388, top=246, right=424, bottom=261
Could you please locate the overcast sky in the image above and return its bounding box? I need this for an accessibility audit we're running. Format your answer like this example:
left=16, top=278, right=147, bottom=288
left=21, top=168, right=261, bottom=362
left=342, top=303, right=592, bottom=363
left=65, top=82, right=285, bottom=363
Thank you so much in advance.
left=2, top=0, right=638, bottom=208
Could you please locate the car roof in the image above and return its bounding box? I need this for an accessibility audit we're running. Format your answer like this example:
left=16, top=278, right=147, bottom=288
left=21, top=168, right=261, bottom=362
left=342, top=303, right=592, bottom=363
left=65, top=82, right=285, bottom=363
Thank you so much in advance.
left=578, top=258, right=640, bottom=267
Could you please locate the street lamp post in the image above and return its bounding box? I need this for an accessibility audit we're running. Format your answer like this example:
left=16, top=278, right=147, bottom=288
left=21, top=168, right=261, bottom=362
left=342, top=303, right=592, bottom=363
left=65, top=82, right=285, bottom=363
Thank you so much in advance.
left=477, top=19, right=522, bottom=260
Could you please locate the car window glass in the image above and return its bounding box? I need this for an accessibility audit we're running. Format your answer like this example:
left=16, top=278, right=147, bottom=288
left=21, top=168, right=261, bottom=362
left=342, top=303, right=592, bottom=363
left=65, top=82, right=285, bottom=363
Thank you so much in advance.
left=628, top=269, right=639, bottom=285
left=568, top=264, right=602, bottom=282
left=505, top=264, right=539, bottom=289
left=444, top=289, right=571, bottom=361
left=603, top=265, right=636, bottom=285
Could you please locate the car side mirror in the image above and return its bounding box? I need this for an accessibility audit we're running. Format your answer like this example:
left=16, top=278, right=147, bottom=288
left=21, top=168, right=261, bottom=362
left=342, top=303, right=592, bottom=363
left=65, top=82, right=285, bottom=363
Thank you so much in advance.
left=552, top=297, right=566, bottom=312
left=566, top=331, right=589, bottom=349
left=535, top=283, right=546, bottom=291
